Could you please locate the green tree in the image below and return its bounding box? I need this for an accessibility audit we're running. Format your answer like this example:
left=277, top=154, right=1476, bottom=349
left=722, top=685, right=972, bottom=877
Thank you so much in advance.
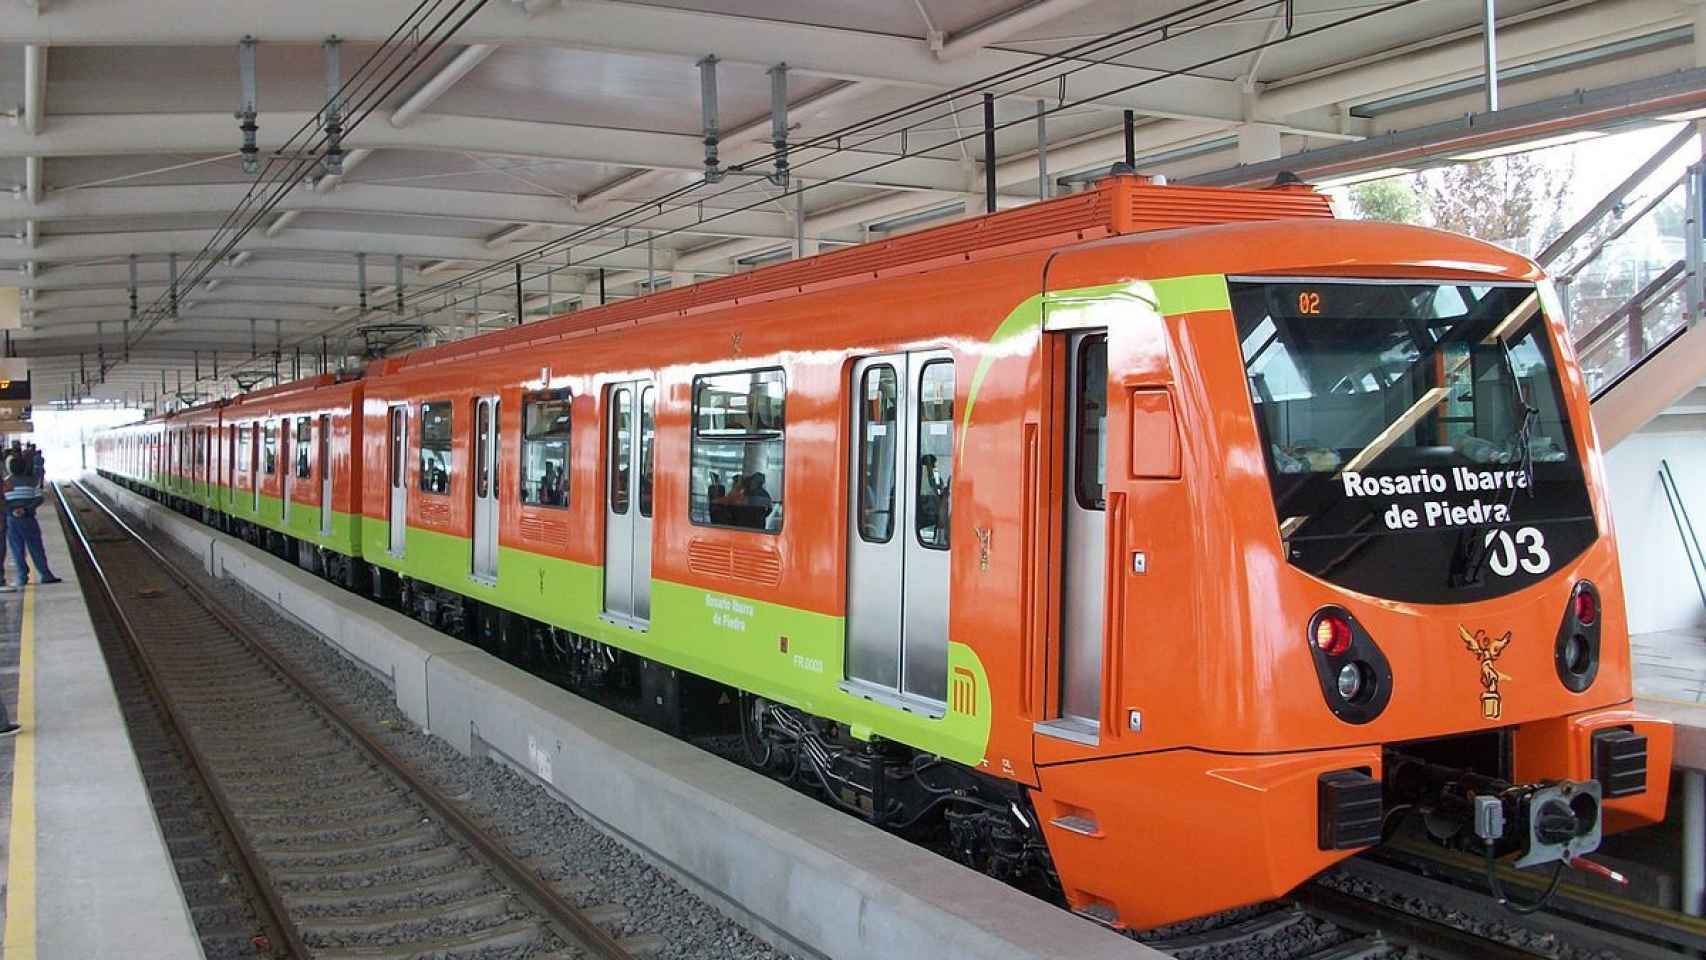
left=1347, top=178, right=1423, bottom=224
left=1413, top=153, right=1573, bottom=256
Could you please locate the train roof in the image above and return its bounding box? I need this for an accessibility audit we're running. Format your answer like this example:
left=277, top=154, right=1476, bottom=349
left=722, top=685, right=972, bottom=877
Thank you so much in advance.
left=383, top=175, right=1334, bottom=371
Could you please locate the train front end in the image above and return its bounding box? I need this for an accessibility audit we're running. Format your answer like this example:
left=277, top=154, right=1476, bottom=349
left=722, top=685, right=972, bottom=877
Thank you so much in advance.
left=1029, top=220, right=1673, bottom=929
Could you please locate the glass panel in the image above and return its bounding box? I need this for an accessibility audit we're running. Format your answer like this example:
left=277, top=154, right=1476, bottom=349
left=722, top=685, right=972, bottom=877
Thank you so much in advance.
left=610, top=388, right=632, bottom=515
left=295, top=416, right=312, bottom=478
left=419, top=401, right=452, bottom=494
left=1075, top=337, right=1108, bottom=510
left=389, top=409, right=403, bottom=490
left=916, top=361, right=954, bottom=549
left=475, top=401, right=491, bottom=500
left=1230, top=280, right=1596, bottom=604
left=263, top=422, right=277, bottom=475
left=639, top=387, right=656, bottom=518
left=856, top=365, right=898, bottom=543
left=521, top=391, right=571, bottom=508
left=691, top=369, right=785, bottom=533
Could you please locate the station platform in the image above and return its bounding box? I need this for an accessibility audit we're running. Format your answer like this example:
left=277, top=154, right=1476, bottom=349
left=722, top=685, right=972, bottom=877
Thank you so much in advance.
left=1631, top=627, right=1706, bottom=918
left=84, top=473, right=1152, bottom=960
left=0, top=495, right=203, bottom=959
left=1633, top=628, right=1706, bottom=771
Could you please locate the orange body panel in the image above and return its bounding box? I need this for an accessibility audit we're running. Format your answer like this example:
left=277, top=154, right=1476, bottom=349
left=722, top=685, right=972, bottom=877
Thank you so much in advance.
left=221, top=377, right=366, bottom=521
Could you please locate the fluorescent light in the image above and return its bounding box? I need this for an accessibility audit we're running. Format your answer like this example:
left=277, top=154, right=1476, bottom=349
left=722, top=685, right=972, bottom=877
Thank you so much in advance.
left=1314, top=167, right=1414, bottom=188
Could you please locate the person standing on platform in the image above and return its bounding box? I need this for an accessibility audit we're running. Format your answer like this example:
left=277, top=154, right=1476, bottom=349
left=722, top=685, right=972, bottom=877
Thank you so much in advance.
left=4, top=455, right=60, bottom=587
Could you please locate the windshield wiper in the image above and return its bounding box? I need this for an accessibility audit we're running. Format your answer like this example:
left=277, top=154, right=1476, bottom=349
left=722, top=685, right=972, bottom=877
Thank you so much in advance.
left=1450, top=337, right=1539, bottom=587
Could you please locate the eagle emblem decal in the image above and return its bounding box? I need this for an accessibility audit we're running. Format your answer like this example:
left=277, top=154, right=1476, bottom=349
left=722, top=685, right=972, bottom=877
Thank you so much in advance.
left=1459, top=626, right=1513, bottom=720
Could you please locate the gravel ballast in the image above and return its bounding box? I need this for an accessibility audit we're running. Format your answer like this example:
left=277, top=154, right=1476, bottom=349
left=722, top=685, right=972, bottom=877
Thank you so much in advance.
left=148, top=530, right=799, bottom=960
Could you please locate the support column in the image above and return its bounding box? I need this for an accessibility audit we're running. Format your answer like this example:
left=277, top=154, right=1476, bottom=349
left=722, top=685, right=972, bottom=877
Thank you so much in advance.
left=1236, top=123, right=1284, bottom=165
left=1686, top=770, right=1704, bottom=918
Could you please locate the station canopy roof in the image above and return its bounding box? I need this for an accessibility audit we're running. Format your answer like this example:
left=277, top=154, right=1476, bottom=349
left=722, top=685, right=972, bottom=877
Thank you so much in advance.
left=2, top=0, right=1701, bottom=406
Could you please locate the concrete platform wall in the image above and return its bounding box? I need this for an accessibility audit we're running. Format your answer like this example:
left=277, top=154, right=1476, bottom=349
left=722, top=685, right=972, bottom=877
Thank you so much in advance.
left=85, top=475, right=1154, bottom=960
left=1604, top=429, right=1706, bottom=635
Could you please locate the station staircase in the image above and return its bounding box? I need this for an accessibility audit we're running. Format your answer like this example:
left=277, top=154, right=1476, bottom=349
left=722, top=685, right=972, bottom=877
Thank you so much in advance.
left=1540, top=125, right=1706, bottom=448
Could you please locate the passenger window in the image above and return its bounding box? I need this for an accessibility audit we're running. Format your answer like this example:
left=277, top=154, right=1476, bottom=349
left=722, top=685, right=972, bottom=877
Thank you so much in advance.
left=389, top=408, right=405, bottom=489
left=857, top=365, right=898, bottom=543
left=1075, top=336, right=1108, bottom=510
left=916, top=361, right=954, bottom=549
left=263, top=421, right=277, bottom=475
left=610, top=388, right=632, bottom=515
left=419, top=401, right=452, bottom=495
left=475, top=401, right=491, bottom=499
left=691, top=368, right=784, bottom=533
left=521, top=390, right=571, bottom=508
left=639, top=387, right=656, bottom=519
left=295, top=416, right=312, bottom=479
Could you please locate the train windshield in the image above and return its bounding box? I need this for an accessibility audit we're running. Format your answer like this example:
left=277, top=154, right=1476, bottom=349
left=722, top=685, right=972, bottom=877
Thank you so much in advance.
left=1230, top=279, right=1596, bottom=604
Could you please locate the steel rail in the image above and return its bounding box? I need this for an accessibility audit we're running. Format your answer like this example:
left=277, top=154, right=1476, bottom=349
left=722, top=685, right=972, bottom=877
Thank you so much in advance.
left=1378, top=835, right=1706, bottom=953
left=51, top=482, right=305, bottom=959
left=1292, top=882, right=1549, bottom=960
left=1336, top=855, right=1681, bottom=960
left=62, top=479, right=640, bottom=960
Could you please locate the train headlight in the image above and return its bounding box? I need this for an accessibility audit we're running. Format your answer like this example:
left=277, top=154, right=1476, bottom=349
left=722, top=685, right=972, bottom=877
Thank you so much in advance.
left=1315, top=613, right=1352, bottom=656
left=1555, top=581, right=1601, bottom=693
left=1561, top=634, right=1592, bottom=676
left=1573, top=588, right=1598, bottom=626
left=1306, top=607, right=1392, bottom=724
left=1336, top=662, right=1363, bottom=700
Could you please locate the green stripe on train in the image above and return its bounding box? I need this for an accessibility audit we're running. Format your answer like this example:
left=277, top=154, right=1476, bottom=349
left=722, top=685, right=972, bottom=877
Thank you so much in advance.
left=361, top=522, right=992, bottom=764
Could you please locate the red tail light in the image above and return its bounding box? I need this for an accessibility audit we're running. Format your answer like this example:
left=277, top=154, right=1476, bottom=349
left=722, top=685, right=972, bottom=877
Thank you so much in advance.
left=1574, top=586, right=1598, bottom=626
left=1314, top=613, right=1353, bottom=657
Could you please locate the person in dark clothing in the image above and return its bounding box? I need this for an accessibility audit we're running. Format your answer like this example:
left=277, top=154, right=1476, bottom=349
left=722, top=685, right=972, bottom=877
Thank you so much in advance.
left=4, top=456, right=60, bottom=586
left=744, top=473, right=774, bottom=529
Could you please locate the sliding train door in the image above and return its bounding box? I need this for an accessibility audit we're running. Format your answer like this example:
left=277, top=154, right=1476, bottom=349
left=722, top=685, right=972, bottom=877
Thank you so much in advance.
left=1057, top=330, right=1108, bottom=733
left=319, top=414, right=333, bottom=536
left=280, top=419, right=291, bottom=522
left=471, top=396, right=500, bottom=581
left=844, top=351, right=955, bottom=704
left=603, top=382, right=655, bottom=623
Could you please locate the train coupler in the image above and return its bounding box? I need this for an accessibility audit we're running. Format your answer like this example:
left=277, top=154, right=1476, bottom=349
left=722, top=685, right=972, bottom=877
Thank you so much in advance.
left=1387, top=754, right=1603, bottom=868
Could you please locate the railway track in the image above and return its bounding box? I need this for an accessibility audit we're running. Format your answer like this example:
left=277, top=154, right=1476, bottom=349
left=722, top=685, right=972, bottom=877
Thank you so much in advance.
left=72, top=477, right=1699, bottom=960
left=56, top=480, right=654, bottom=960
left=1364, top=837, right=1706, bottom=958
left=68, top=524, right=280, bottom=960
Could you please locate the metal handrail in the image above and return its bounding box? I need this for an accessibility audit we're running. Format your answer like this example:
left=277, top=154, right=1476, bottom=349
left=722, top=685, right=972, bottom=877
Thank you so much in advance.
left=1539, top=122, right=1704, bottom=398
left=1538, top=124, right=1697, bottom=269
left=1575, top=259, right=1686, bottom=360
left=1557, top=172, right=1686, bottom=283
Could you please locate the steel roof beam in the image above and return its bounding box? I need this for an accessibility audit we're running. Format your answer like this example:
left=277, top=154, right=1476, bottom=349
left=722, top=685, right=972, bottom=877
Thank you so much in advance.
left=0, top=183, right=804, bottom=244
left=391, top=44, right=497, bottom=127
left=0, top=111, right=971, bottom=192
left=0, top=0, right=1249, bottom=122
left=26, top=227, right=686, bottom=272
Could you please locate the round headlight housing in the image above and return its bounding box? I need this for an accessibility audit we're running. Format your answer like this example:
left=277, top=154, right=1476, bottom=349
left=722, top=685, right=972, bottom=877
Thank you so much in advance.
left=1336, top=662, right=1363, bottom=700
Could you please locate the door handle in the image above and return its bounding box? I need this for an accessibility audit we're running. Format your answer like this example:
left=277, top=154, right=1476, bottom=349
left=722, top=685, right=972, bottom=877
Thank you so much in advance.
left=1101, top=491, right=1127, bottom=736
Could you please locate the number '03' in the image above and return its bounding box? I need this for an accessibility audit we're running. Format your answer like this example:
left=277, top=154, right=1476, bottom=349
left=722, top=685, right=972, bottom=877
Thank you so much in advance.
left=1484, top=526, right=1551, bottom=577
